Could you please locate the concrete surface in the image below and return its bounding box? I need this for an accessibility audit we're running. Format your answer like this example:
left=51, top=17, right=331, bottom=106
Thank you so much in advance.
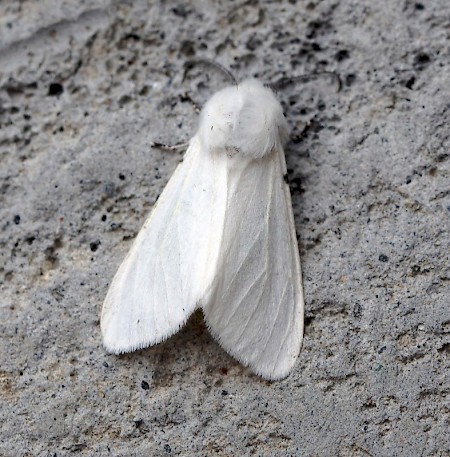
left=1, top=1, right=449, bottom=456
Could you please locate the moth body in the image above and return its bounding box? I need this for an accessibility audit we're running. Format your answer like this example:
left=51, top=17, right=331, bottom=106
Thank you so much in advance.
left=101, top=79, right=304, bottom=380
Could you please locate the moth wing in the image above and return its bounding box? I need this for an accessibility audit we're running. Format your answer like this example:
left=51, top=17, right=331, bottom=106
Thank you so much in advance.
left=203, top=148, right=304, bottom=380
left=101, top=137, right=225, bottom=353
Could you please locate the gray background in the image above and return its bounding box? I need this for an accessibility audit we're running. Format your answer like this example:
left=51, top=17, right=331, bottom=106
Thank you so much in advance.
left=1, top=1, right=449, bottom=456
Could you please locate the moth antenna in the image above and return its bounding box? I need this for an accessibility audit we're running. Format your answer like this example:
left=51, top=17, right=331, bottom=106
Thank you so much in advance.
left=153, top=63, right=235, bottom=150
left=271, top=71, right=342, bottom=93
left=182, top=59, right=238, bottom=85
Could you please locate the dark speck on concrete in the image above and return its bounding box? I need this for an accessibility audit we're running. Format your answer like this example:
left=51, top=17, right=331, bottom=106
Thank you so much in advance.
left=48, top=83, right=64, bottom=96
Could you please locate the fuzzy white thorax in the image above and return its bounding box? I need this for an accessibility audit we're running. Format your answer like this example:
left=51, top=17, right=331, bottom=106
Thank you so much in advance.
left=198, top=79, right=289, bottom=159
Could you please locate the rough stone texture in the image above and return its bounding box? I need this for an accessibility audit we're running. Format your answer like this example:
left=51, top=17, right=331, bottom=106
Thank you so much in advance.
left=1, top=0, right=449, bottom=456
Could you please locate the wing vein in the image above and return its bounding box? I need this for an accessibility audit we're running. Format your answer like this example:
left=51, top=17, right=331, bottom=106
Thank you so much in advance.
left=221, top=268, right=267, bottom=328
left=224, top=229, right=264, bottom=292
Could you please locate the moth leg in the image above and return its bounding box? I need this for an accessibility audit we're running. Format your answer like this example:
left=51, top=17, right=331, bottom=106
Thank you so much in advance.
left=179, top=92, right=201, bottom=114
left=150, top=141, right=189, bottom=151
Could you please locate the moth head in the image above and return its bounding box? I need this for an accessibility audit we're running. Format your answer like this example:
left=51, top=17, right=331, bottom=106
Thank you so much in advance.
left=198, top=79, right=289, bottom=159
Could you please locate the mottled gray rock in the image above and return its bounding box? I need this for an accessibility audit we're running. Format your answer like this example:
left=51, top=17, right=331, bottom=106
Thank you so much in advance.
left=1, top=1, right=449, bottom=456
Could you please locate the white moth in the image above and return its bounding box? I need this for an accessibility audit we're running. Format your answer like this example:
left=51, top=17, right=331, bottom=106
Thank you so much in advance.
left=101, top=79, right=304, bottom=380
